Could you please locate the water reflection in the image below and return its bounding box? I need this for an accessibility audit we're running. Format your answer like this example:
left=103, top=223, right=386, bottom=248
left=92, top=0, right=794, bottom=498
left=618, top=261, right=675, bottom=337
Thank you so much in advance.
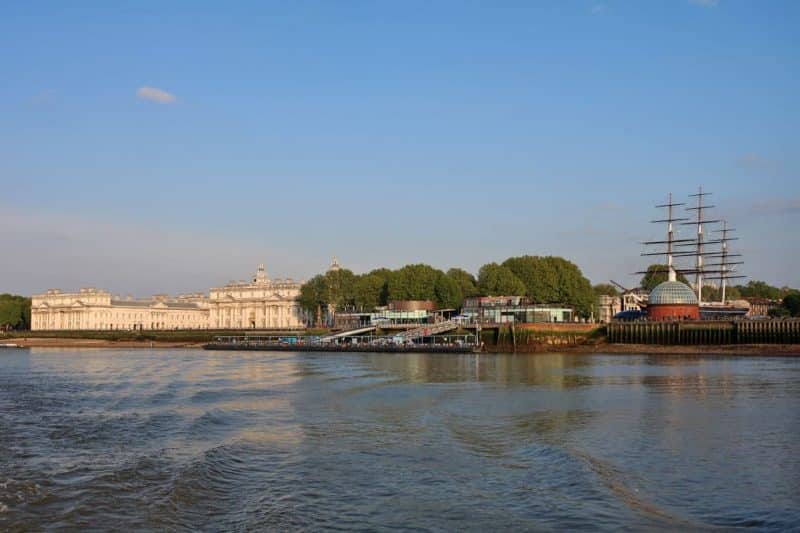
left=346, top=351, right=598, bottom=387
left=0, top=349, right=798, bottom=531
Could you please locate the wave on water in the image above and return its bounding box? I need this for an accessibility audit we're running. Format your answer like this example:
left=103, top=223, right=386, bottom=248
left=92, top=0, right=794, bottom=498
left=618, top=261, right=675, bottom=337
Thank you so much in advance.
left=565, top=446, right=718, bottom=530
left=46, top=410, right=184, bottom=449
left=0, top=478, right=49, bottom=524
left=157, top=441, right=300, bottom=531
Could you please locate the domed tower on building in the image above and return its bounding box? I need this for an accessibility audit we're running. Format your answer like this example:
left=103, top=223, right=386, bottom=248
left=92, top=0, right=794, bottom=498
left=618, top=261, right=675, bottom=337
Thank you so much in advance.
left=327, top=256, right=341, bottom=273
left=648, top=279, right=699, bottom=321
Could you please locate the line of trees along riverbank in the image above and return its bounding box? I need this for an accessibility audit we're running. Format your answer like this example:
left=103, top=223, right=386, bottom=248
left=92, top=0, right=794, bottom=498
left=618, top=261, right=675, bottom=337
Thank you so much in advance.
left=299, top=256, right=597, bottom=318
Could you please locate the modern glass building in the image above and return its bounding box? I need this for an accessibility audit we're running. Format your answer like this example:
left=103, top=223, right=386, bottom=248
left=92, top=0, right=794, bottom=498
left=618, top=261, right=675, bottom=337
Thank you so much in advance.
left=462, top=297, right=574, bottom=324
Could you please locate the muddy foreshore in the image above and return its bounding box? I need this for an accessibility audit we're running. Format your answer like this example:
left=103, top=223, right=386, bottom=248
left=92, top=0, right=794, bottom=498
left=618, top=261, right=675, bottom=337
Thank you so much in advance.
left=486, top=342, right=800, bottom=356
left=4, top=337, right=206, bottom=349
left=4, top=337, right=800, bottom=355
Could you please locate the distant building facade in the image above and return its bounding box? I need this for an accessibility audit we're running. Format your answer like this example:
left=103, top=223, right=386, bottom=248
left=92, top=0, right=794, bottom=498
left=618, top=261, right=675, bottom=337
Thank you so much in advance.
left=208, top=264, right=306, bottom=329
left=31, top=264, right=307, bottom=331
left=597, top=295, right=622, bottom=323
left=597, top=289, right=648, bottom=323
left=745, top=298, right=780, bottom=318
left=31, top=288, right=208, bottom=331
left=623, top=289, right=648, bottom=311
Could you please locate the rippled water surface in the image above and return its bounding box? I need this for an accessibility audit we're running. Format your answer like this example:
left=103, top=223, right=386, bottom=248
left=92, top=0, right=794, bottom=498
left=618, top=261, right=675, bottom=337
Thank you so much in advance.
left=1, top=349, right=799, bottom=531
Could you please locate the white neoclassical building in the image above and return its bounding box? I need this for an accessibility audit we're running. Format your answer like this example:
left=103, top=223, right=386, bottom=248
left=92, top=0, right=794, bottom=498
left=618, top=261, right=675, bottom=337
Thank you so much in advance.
left=30, top=264, right=309, bottom=331
left=31, top=288, right=209, bottom=331
left=208, top=264, right=306, bottom=329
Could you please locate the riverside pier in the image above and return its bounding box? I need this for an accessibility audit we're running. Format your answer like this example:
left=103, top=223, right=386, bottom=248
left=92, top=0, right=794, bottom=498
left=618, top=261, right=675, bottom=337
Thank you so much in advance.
left=205, top=319, right=480, bottom=352
left=205, top=332, right=479, bottom=353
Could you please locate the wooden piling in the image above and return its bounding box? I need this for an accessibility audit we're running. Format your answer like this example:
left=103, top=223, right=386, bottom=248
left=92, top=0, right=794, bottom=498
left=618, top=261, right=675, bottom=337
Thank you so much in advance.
left=609, top=319, right=799, bottom=345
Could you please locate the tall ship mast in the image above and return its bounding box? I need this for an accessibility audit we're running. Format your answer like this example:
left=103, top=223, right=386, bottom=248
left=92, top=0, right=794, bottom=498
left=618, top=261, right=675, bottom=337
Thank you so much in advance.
left=639, top=192, right=693, bottom=281
left=704, top=221, right=746, bottom=304
left=676, top=186, right=721, bottom=303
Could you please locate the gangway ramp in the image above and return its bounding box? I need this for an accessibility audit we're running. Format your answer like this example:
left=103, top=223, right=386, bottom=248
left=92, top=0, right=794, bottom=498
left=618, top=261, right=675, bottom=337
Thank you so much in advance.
left=321, top=325, right=376, bottom=342
left=393, top=320, right=459, bottom=341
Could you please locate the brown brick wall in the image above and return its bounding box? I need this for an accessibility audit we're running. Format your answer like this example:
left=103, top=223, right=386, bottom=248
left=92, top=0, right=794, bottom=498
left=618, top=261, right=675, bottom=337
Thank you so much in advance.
left=648, top=304, right=700, bottom=321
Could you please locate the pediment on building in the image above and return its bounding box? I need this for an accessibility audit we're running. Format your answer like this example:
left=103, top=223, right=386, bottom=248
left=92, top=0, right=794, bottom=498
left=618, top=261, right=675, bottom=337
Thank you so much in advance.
left=71, top=301, right=85, bottom=308
left=152, top=302, right=168, bottom=309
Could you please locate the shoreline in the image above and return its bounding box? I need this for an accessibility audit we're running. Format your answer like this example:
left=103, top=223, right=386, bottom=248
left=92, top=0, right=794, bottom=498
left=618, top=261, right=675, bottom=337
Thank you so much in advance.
left=4, top=338, right=206, bottom=349
left=5, top=337, right=800, bottom=355
left=489, top=342, right=800, bottom=356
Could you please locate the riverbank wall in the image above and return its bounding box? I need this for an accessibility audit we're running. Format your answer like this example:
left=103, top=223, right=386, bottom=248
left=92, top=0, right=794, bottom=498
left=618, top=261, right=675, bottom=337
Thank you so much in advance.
left=483, top=323, right=601, bottom=352
left=607, top=319, right=800, bottom=345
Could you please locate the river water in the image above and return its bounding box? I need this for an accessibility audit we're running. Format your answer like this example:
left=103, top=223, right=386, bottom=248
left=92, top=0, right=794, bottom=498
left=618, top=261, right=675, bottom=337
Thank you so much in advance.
left=1, top=349, right=798, bottom=531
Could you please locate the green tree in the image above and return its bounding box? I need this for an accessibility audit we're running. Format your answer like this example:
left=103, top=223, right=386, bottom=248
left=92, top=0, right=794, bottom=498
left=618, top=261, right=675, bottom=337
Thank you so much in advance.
left=477, top=263, right=526, bottom=296
left=543, top=256, right=596, bottom=317
left=0, top=299, right=22, bottom=329
left=502, top=255, right=559, bottom=303
left=593, top=283, right=619, bottom=297
left=701, top=284, right=721, bottom=301
left=768, top=306, right=791, bottom=318
left=298, top=275, right=328, bottom=314
left=735, top=280, right=782, bottom=300
left=502, top=255, right=596, bottom=317
left=783, top=293, right=800, bottom=317
left=640, top=264, right=690, bottom=292
left=434, top=273, right=463, bottom=309
left=298, top=269, right=358, bottom=324
left=366, top=268, right=392, bottom=306
left=352, top=273, right=387, bottom=311
left=0, top=294, right=32, bottom=330
left=725, top=285, right=742, bottom=300
left=387, top=264, right=441, bottom=302
left=780, top=286, right=800, bottom=298
left=447, top=268, right=479, bottom=298
left=324, top=268, right=357, bottom=310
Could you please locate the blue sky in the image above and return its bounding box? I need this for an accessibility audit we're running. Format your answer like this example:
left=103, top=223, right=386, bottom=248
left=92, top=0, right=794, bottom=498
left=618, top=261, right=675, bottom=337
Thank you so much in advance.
left=1, top=0, right=798, bottom=295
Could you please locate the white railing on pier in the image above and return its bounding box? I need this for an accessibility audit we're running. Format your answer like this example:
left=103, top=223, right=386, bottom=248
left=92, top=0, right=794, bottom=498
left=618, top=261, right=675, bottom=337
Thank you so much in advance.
left=392, top=320, right=459, bottom=340
left=320, top=325, right=377, bottom=341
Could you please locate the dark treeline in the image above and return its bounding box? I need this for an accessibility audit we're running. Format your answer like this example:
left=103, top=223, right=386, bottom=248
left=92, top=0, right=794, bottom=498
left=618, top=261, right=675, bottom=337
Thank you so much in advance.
left=0, top=294, right=31, bottom=330
left=299, top=256, right=596, bottom=318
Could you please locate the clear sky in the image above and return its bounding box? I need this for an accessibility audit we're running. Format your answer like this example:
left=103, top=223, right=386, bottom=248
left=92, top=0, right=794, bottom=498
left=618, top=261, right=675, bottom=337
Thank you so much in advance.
left=1, top=0, right=798, bottom=296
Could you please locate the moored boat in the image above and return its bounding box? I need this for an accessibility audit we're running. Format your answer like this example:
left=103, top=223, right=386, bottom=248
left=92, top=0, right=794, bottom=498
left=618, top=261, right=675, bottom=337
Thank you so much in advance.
left=0, top=342, right=28, bottom=349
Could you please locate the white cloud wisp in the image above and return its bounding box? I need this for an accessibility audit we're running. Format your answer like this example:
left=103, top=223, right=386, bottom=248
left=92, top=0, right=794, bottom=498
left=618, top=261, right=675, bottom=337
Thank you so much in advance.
left=136, top=86, right=177, bottom=104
